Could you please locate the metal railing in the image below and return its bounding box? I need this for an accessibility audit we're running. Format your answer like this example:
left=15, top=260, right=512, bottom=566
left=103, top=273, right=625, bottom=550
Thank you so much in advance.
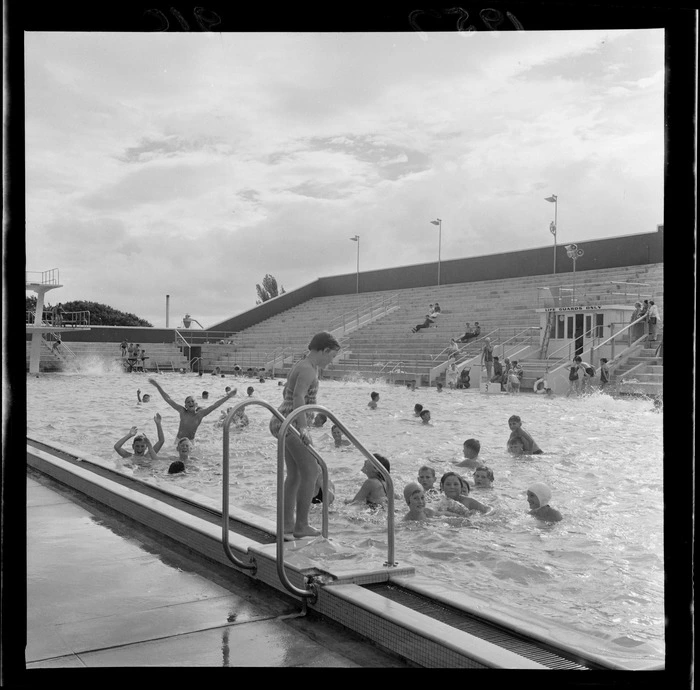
left=175, top=329, right=239, bottom=346
left=536, top=284, right=655, bottom=309
left=276, top=404, right=397, bottom=599
left=26, top=268, right=60, bottom=286
left=219, top=400, right=397, bottom=600
left=26, top=310, right=90, bottom=326
left=327, top=293, right=400, bottom=339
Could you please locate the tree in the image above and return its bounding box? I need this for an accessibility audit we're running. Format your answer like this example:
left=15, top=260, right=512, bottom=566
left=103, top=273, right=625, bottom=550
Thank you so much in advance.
left=33, top=299, right=153, bottom=327
left=255, top=274, right=285, bottom=305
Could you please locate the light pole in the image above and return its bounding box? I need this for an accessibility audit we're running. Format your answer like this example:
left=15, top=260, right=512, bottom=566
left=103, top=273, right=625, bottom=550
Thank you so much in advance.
left=430, top=218, right=442, bottom=285
left=349, top=235, right=360, bottom=294
left=545, top=195, right=558, bottom=274
left=564, top=243, right=584, bottom=303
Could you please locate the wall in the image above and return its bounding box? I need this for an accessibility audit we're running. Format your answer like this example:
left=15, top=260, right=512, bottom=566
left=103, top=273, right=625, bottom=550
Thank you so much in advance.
left=317, top=231, right=664, bottom=295
left=26, top=326, right=176, bottom=343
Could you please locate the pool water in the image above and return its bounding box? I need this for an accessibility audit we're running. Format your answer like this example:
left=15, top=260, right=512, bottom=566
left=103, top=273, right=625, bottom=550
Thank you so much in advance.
left=26, top=369, right=664, bottom=666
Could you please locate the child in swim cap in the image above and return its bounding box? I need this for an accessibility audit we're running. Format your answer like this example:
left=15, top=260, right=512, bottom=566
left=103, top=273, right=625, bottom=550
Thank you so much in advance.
left=526, top=482, right=562, bottom=522
left=403, top=482, right=436, bottom=521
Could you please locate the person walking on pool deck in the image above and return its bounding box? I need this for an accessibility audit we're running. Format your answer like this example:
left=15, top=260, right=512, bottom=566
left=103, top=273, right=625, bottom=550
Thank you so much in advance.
left=269, top=331, right=341, bottom=538
left=148, top=377, right=237, bottom=440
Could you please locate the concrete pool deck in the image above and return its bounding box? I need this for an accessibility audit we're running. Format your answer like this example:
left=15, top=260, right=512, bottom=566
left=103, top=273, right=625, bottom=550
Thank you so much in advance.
left=24, top=472, right=411, bottom=670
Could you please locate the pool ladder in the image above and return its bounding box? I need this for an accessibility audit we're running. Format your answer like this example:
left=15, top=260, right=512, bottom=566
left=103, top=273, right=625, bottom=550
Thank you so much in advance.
left=220, top=400, right=397, bottom=601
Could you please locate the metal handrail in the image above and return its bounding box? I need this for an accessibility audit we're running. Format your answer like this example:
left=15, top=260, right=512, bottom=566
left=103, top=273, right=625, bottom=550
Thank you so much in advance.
left=276, top=404, right=397, bottom=600
left=327, top=293, right=400, bottom=337
left=220, top=400, right=304, bottom=572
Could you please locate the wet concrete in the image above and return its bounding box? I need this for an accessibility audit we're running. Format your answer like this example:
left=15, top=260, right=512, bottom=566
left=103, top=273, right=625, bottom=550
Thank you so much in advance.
left=26, top=473, right=411, bottom=669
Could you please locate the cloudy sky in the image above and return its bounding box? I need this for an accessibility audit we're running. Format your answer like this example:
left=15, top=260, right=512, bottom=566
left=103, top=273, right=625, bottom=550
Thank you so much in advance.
left=24, top=29, right=664, bottom=328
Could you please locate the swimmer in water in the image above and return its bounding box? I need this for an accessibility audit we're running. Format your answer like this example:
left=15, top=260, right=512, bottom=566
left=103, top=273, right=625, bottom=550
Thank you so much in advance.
left=527, top=483, right=563, bottom=522
left=414, top=404, right=424, bottom=417
left=454, top=438, right=481, bottom=468
left=331, top=424, right=351, bottom=447
left=417, top=465, right=439, bottom=499
left=312, top=413, right=328, bottom=428
left=136, top=389, right=151, bottom=403
left=246, top=386, right=254, bottom=397
left=507, top=415, right=543, bottom=455
left=507, top=437, right=526, bottom=456
left=436, top=382, right=443, bottom=393
left=419, top=409, right=432, bottom=425
left=473, top=466, right=494, bottom=489
left=368, top=391, right=379, bottom=409
left=403, top=482, right=436, bottom=521
left=114, top=413, right=165, bottom=462
left=148, top=377, right=237, bottom=441
left=440, top=472, right=491, bottom=514
left=346, top=454, right=390, bottom=508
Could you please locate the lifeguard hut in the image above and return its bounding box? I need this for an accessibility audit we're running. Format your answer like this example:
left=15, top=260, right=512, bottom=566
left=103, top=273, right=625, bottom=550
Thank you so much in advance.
left=534, top=277, right=653, bottom=394
left=26, top=269, right=91, bottom=373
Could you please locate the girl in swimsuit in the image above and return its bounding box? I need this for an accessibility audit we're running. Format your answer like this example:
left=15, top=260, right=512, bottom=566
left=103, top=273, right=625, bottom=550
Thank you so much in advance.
left=269, top=331, right=341, bottom=537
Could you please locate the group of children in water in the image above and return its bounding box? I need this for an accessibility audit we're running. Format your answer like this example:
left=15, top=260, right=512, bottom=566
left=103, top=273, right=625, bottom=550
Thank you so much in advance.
left=115, top=367, right=560, bottom=524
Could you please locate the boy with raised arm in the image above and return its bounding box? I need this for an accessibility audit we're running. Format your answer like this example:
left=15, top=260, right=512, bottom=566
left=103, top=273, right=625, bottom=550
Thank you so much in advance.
left=148, top=377, right=237, bottom=441
left=114, top=413, right=165, bottom=462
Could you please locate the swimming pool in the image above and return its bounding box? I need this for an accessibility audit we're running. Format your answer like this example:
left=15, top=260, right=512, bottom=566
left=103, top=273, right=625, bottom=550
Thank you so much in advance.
left=26, top=369, right=664, bottom=666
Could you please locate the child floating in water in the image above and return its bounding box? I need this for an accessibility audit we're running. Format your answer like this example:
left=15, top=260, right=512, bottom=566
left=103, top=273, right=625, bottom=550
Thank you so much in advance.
left=454, top=438, right=481, bottom=468
left=419, top=409, right=432, bottom=425
left=440, top=472, right=492, bottom=514
left=114, top=414, right=165, bottom=463
left=331, top=424, right=351, bottom=447
left=417, top=465, right=439, bottom=498
left=312, top=413, right=328, bottom=428
left=436, top=383, right=443, bottom=392
left=473, top=465, right=494, bottom=488
left=414, top=404, right=423, bottom=417
left=346, top=454, right=390, bottom=508
left=507, top=415, right=543, bottom=454
left=403, top=482, right=436, bottom=521
left=246, top=386, right=254, bottom=397
left=368, top=391, right=379, bottom=409
left=526, top=482, right=562, bottom=522
left=136, top=389, right=151, bottom=403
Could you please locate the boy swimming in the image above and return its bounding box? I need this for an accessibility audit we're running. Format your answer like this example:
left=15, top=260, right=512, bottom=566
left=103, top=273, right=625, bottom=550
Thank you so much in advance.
left=454, top=438, right=481, bottom=468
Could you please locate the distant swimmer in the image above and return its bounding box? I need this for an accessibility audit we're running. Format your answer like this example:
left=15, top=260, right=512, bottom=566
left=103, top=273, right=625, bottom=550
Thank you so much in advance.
left=368, top=391, right=379, bottom=409
left=148, top=377, right=237, bottom=441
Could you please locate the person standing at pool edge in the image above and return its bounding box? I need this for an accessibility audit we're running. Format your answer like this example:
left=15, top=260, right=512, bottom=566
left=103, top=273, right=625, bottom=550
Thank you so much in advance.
left=269, top=331, right=341, bottom=538
left=148, top=377, right=237, bottom=440
left=481, top=338, right=494, bottom=380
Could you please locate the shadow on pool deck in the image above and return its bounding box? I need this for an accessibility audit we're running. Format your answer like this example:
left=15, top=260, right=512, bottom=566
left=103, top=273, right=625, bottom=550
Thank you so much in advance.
left=24, top=473, right=411, bottom=670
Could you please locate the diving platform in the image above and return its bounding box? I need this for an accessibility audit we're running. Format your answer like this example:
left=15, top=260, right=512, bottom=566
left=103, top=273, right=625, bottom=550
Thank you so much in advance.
left=26, top=268, right=91, bottom=373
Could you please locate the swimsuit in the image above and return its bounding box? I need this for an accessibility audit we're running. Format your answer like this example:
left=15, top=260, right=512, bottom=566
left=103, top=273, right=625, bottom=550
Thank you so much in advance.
left=269, top=363, right=318, bottom=438
left=569, top=366, right=579, bottom=381
left=311, top=487, right=323, bottom=504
